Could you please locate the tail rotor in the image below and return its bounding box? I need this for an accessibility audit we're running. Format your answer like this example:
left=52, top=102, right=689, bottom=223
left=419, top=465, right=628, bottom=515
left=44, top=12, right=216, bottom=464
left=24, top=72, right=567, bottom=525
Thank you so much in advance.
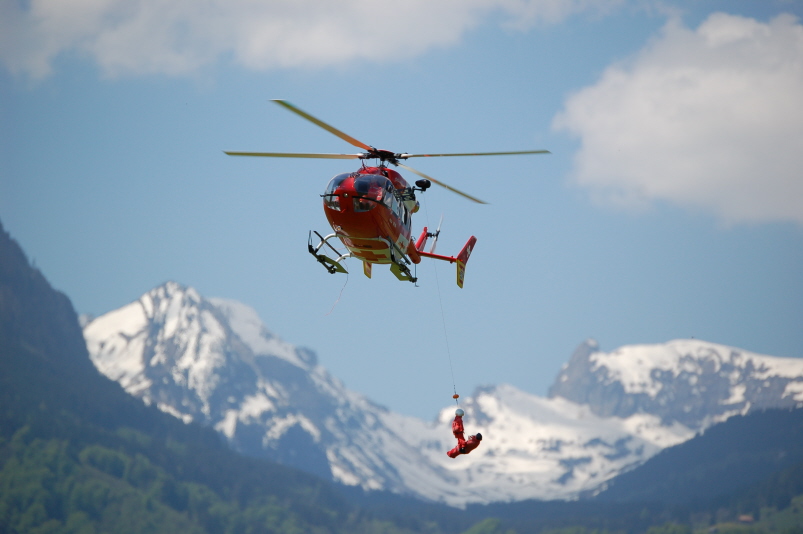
left=429, top=215, right=443, bottom=254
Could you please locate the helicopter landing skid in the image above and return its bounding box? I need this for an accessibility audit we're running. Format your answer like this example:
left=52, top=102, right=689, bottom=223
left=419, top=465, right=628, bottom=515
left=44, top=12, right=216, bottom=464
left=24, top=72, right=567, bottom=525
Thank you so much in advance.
left=308, top=231, right=349, bottom=274
left=388, top=246, right=417, bottom=284
left=390, top=262, right=416, bottom=283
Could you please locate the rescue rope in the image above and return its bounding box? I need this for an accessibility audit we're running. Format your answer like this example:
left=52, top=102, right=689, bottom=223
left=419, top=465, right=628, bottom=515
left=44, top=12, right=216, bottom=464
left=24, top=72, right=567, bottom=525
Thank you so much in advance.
left=432, top=253, right=459, bottom=404
left=423, top=200, right=460, bottom=406
left=324, top=265, right=349, bottom=316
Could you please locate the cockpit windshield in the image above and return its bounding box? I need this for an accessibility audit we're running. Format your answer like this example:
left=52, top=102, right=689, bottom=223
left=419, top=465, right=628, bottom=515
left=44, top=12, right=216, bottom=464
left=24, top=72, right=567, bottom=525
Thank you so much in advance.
left=353, top=174, right=387, bottom=200
left=352, top=174, right=391, bottom=212
left=324, top=172, right=396, bottom=213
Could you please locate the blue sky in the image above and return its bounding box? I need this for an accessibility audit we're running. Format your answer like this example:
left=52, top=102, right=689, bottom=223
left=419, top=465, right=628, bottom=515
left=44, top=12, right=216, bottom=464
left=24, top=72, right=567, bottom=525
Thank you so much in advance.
left=2, top=0, right=802, bottom=420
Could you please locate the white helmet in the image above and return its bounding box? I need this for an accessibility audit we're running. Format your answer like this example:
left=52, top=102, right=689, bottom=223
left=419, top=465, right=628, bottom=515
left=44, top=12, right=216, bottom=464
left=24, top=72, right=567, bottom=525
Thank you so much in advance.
left=455, top=408, right=465, bottom=417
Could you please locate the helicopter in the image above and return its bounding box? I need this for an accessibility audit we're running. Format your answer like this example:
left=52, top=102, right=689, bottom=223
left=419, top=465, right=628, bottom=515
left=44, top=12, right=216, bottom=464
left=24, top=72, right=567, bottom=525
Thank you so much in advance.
left=226, top=100, right=549, bottom=287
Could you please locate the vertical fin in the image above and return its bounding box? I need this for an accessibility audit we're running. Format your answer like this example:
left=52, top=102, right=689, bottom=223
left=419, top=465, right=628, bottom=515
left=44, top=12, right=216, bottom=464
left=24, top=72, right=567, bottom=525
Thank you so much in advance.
left=455, top=236, right=477, bottom=288
left=363, top=261, right=372, bottom=279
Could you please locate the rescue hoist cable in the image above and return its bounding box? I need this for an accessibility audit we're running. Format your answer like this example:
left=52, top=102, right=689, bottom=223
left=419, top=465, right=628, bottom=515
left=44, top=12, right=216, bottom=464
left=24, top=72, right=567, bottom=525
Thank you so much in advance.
left=325, top=262, right=349, bottom=316
left=422, top=199, right=460, bottom=406
left=433, top=253, right=459, bottom=404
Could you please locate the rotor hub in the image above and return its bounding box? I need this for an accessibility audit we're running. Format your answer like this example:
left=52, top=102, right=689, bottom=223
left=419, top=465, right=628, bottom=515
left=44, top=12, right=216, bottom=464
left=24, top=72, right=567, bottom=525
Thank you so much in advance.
left=362, top=148, right=401, bottom=166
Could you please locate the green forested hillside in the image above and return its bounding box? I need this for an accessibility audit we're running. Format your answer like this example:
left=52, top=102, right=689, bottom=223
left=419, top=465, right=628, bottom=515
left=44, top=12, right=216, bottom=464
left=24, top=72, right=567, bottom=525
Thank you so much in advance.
left=596, top=408, right=803, bottom=505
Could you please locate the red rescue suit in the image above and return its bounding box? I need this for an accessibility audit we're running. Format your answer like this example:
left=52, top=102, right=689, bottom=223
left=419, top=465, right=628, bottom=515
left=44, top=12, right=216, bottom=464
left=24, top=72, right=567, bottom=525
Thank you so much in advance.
left=446, top=414, right=482, bottom=458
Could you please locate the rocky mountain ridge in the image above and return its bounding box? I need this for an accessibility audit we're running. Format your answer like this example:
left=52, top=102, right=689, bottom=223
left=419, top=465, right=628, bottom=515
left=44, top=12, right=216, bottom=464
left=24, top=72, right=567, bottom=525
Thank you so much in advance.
left=550, top=338, right=803, bottom=429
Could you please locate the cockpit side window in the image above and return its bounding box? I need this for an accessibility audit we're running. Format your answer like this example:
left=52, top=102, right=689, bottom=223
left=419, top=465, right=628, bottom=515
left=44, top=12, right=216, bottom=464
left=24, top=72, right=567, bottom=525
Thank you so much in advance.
left=323, top=173, right=351, bottom=211
left=325, top=173, right=350, bottom=196
left=381, top=188, right=409, bottom=224
left=382, top=183, right=394, bottom=209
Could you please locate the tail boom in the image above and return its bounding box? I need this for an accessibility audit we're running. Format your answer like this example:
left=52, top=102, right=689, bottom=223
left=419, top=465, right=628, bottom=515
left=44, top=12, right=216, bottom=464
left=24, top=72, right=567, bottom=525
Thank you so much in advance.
left=417, top=235, right=477, bottom=288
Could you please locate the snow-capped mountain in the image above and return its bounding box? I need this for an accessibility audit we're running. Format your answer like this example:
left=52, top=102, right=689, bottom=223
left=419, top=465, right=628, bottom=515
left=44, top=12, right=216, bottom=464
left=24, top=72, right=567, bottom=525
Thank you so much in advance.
left=83, top=282, right=803, bottom=505
left=549, top=339, right=803, bottom=429
left=84, top=282, right=427, bottom=491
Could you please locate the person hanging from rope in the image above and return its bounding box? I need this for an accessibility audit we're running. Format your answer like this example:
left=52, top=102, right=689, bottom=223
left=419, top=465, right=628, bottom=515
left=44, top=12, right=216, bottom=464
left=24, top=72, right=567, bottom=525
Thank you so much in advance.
left=446, top=408, right=482, bottom=458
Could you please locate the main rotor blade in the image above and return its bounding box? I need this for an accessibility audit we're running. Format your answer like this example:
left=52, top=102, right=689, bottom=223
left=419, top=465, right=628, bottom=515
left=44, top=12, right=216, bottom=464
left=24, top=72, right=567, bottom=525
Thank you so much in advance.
left=401, top=149, right=550, bottom=159
left=272, top=100, right=373, bottom=152
left=398, top=163, right=488, bottom=204
left=225, top=151, right=362, bottom=159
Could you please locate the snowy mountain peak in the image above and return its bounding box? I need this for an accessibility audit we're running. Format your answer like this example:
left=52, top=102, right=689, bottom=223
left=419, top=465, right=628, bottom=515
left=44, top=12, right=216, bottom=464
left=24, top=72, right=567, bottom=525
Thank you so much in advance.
left=549, top=339, right=803, bottom=428
left=83, top=281, right=313, bottom=424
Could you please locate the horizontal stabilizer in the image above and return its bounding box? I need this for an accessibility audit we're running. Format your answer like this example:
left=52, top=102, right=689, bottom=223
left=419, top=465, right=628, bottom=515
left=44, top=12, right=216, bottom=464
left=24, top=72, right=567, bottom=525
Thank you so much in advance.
left=417, top=234, right=477, bottom=288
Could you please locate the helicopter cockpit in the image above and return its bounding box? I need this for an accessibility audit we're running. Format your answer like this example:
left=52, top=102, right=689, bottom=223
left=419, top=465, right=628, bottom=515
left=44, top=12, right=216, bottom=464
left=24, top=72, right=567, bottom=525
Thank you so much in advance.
left=323, top=172, right=396, bottom=213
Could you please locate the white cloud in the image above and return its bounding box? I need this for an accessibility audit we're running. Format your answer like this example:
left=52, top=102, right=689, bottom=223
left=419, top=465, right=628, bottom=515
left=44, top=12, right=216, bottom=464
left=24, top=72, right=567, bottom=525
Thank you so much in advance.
left=554, top=12, right=803, bottom=226
left=0, top=0, right=619, bottom=79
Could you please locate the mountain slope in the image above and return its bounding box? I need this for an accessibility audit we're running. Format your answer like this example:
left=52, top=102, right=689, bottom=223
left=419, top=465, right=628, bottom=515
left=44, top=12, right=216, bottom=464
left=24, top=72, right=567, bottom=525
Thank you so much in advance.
left=594, top=407, right=803, bottom=504
left=0, top=219, right=421, bottom=534
left=83, top=283, right=449, bottom=493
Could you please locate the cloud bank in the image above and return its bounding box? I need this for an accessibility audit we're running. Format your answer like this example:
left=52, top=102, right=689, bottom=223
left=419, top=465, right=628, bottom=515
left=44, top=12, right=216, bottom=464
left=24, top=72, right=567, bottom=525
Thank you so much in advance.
left=554, top=13, right=803, bottom=226
left=0, top=0, right=619, bottom=79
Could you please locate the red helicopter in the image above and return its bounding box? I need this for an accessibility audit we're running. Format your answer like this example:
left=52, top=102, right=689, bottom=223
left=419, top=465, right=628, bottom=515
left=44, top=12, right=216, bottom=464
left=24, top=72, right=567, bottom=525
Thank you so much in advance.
left=226, top=100, right=548, bottom=287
